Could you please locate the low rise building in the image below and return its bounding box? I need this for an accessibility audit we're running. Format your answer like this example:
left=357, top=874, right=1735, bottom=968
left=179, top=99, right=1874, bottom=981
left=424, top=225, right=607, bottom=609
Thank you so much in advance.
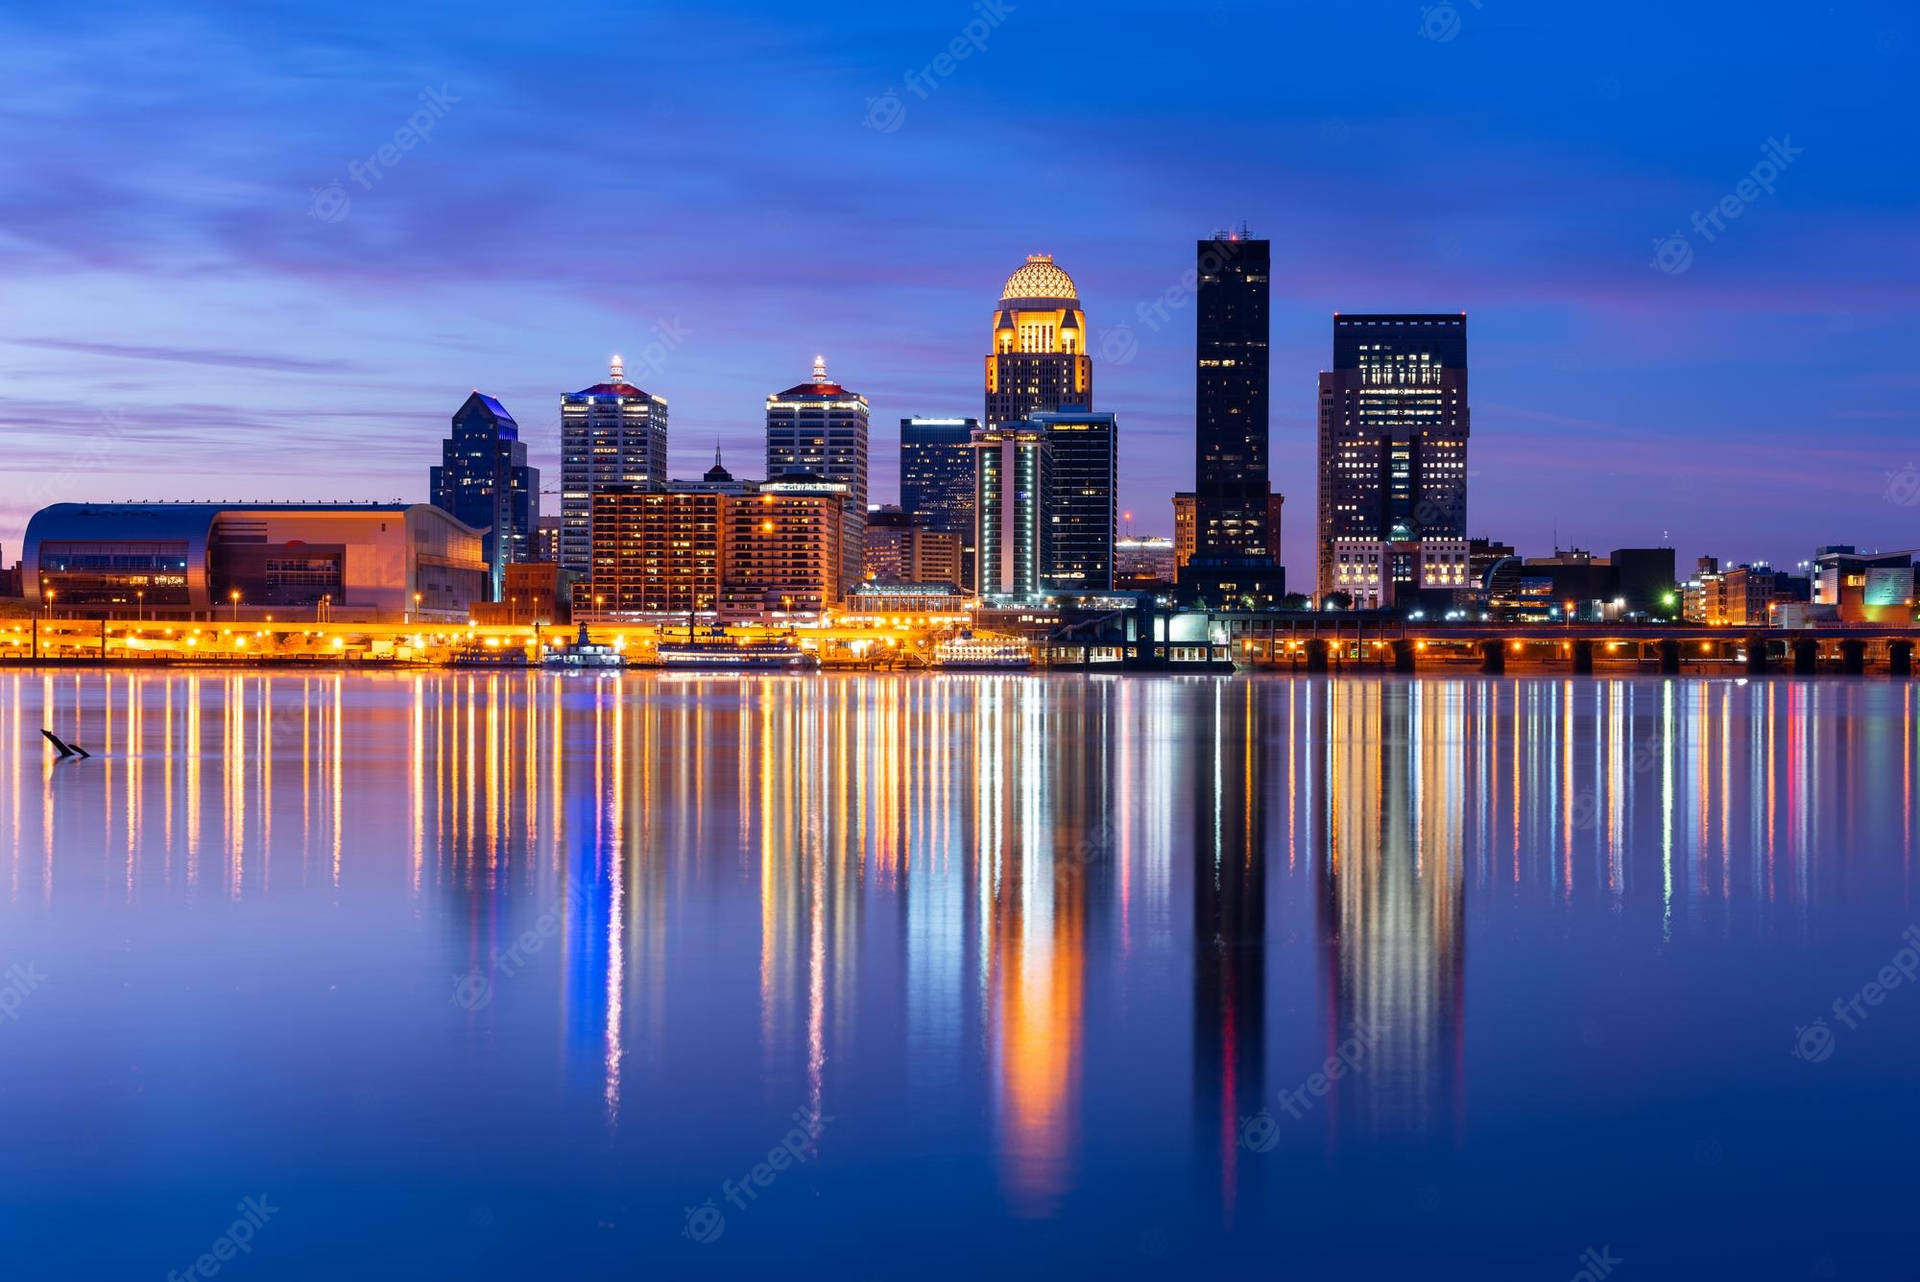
left=22, top=502, right=487, bottom=621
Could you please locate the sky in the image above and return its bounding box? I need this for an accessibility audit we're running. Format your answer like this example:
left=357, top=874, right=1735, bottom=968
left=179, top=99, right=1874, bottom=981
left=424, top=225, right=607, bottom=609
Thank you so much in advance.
left=1, top=0, right=1917, bottom=574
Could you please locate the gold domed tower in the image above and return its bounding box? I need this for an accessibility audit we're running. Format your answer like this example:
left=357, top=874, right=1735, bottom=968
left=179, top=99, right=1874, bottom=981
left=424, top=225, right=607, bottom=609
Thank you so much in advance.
left=985, top=253, right=1092, bottom=428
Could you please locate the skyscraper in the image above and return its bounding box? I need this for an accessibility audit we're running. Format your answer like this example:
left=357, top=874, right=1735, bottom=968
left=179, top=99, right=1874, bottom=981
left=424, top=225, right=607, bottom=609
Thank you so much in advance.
left=900, top=416, right=979, bottom=587
left=1193, top=234, right=1271, bottom=558
left=429, top=391, right=538, bottom=598
left=1317, top=314, right=1471, bottom=608
left=985, top=254, right=1091, bottom=429
left=560, top=356, right=669, bottom=577
left=767, top=356, right=869, bottom=592
left=974, top=424, right=1051, bottom=598
left=1032, top=408, right=1117, bottom=591
left=1181, top=233, right=1287, bottom=608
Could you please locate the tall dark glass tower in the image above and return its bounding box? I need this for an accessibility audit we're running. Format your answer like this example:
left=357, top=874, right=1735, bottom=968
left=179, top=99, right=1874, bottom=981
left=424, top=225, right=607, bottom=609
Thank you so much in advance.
left=1181, top=233, right=1286, bottom=608
left=1195, top=234, right=1271, bottom=557
left=900, top=416, right=979, bottom=589
left=430, top=391, right=538, bottom=598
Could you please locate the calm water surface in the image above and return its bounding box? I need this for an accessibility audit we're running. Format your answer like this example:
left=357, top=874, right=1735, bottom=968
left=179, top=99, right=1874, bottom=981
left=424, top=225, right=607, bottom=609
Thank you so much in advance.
left=2, top=671, right=1918, bottom=1279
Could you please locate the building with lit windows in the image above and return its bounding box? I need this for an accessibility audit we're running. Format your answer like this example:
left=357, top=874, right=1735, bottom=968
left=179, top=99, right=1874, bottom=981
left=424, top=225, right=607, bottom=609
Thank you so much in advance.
left=1183, top=234, right=1287, bottom=609
left=900, top=416, right=979, bottom=587
left=21, top=502, right=487, bottom=621
left=974, top=424, right=1052, bottom=598
left=1032, top=408, right=1117, bottom=591
left=585, top=454, right=752, bottom=620
left=767, top=357, right=868, bottom=591
left=720, top=474, right=850, bottom=619
left=429, top=391, right=538, bottom=598
left=863, top=506, right=963, bottom=587
left=985, top=255, right=1091, bottom=429
left=1317, top=314, right=1470, bottom=609
left=560, top=356, right=669, bottom=577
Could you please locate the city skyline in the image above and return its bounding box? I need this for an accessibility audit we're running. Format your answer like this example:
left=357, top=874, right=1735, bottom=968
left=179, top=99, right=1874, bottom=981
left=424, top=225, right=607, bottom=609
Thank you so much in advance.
left=1, top=2, right=1914, bottom=574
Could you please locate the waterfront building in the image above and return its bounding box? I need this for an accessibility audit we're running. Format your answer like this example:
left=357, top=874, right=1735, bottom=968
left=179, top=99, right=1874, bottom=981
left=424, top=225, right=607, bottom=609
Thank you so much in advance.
left=585, top=454, right=753, bottom=620
left=900, top=416, right=979, bottom=588
left=985, top=254, right=1091, bottom=429
left=767, top=357, right=869, bottom=591
left=470, top=562, right=568, bottom=626
left=974, top=424, right=1052, bottom=598
left=429, top=391, right=538, bottom=598
left=560, top=356, right=669, bottom=577
left=21, top=502, right=487, bottom=621
left=1316, top=313, right=1471, bottom=609
left=1811, top=546, right=1910, bottom=622
left=720, top=474, right=850, bottom=620
left=863, top=506, right=963, bottom=587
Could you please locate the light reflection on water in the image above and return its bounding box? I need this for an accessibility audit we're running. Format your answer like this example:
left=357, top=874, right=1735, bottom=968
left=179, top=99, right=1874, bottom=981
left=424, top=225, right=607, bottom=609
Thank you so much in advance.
left=1, top=670, right=1916, bottom=1278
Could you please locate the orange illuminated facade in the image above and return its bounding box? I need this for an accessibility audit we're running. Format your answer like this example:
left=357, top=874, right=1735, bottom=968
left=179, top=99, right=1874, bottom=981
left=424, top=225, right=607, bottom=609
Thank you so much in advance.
left=985, top=255, right=1092, bottom=429
left=720, top=477, right=849, bottom=619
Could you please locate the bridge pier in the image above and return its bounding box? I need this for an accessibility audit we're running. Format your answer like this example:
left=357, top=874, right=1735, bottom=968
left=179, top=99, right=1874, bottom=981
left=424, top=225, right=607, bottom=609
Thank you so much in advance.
left=1392, top=638, right=1417, bottom=674
left=1841, top=638, right=1867, bottom=675
left=1658, top=638, right=1681, bottom=674
left=1571, top=639, right=1594, bottom=675
left=1793, top=637, right=1818, bottom=675
left=1745, top=637, right=1770, bottom=676
left=1480, top=638, right=1506, bottom=674
left=1305, top=638, right=1330, bottom=674
left=1892, top=640, right=1914, bottom=678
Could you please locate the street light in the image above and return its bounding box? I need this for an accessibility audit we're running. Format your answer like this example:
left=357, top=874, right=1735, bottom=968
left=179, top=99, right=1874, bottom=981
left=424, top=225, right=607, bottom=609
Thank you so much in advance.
left=136, top=589, right=144, bottom=622
left=412, top=590, right=422, bottom=623
left=230, top=588, right=241, bottom=623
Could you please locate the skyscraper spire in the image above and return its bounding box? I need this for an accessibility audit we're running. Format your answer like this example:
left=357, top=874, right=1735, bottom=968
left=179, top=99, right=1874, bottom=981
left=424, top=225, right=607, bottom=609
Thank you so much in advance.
left=610, top=353, right=625, bottom=382
left=812, top=354, right=828, bottom=383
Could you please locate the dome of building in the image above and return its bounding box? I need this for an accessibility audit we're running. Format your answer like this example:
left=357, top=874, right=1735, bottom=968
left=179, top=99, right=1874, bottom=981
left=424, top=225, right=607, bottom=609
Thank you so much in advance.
left=1000, top=254, right=1078, bottom=303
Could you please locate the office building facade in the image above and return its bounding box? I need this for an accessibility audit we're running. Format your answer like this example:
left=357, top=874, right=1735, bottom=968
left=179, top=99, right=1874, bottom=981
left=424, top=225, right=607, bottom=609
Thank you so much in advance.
left=560, top=356, right=669, bottom=577
left=1317, top=314, right=1471, bottom=608
left=767, top=357, right=868, bottom=592
left=900, top=416, right=979, bottom=588
left=974, top=425, right=1052, bottom=598
left=1031, top=408, right=1117, bottom=591
left=863, top=507, right=963, bottom=587
left=429, top=391, right=538, bottom=598
left=1193, top=234, right=1272, bottom=559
